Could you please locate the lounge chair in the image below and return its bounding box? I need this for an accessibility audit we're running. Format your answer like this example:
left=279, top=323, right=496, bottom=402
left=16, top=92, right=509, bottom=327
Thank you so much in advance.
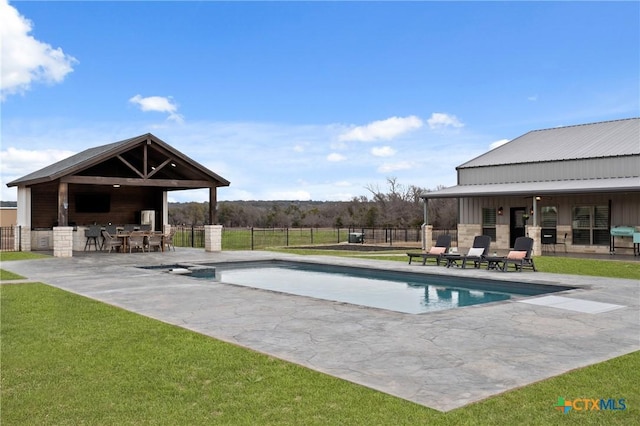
left=499, top=236, right=536, bottom=272
left=407, top=234, right=452, bottom=266
left=462, top=235, right=492, bottom=268
left=442, top=235, right=491, bottom=268
left=101, top=230, right=123, bottom=253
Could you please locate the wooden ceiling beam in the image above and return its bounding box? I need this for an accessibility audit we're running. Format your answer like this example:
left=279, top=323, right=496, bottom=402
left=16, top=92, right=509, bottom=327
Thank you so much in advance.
left=61, top=175, right=216, bottom=188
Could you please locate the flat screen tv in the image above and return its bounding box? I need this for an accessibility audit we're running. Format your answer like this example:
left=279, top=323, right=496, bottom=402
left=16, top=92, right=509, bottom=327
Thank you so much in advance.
left=75, top=193, right=111, bottom=213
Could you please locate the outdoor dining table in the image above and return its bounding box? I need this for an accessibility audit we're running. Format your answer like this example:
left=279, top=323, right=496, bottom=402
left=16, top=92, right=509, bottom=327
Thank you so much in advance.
left=116, top=231, right=165, bottom=253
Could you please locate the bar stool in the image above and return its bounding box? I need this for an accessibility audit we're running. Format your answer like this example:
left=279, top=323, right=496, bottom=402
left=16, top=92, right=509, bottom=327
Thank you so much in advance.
left=84, top=225, right=102, bottom=251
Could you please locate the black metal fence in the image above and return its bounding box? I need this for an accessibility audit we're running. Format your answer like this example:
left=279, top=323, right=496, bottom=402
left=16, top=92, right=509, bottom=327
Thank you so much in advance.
left=0, top=226, right=18, bottom=251
left=0, top=225, right=457, bottom=252
left=172, top=225, right=457, bottom=250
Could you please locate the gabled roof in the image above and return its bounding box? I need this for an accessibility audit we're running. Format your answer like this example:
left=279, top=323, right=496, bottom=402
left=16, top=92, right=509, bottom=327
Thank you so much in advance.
left=7, top=133, right=230, bottom=190
left=459, top=117, right=640, bottom=169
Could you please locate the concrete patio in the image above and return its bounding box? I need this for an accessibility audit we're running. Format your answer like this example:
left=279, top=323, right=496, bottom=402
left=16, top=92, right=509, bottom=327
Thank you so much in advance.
left=3, top=248, right=639, bottom=412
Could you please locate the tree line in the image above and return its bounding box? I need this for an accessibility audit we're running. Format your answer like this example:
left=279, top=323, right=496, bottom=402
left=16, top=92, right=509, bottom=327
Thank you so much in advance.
left=168, top=178, right=457, bottom=229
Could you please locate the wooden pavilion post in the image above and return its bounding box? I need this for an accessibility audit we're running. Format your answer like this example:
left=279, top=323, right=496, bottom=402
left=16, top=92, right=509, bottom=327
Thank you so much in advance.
left=209, top=187, right=217, bottom=224
left=58, top=181, right=69, bottom=226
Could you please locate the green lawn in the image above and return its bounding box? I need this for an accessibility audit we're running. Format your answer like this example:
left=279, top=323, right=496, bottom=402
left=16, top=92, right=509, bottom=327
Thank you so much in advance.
left=1, top=251, right=638, bottom=424
left=1, top=283, right=637, bottom=425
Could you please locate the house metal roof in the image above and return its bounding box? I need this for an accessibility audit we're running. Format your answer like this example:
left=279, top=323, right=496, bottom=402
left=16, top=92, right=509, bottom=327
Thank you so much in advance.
left=421, top=177, right=640, bottom=199
left=7, top=133, right=230, bottom=188
left=458, top=117, right=640, bottom=169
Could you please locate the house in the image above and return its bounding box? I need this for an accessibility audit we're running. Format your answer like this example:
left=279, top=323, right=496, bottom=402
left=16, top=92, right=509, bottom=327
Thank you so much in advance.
left=421, top=118, right=640, bottom=256
left=6, top=133, right=230, bottom=256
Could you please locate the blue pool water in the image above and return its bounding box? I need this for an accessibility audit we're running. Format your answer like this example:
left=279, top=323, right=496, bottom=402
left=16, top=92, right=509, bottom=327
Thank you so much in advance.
left=198, top=261, right=572, bottom=314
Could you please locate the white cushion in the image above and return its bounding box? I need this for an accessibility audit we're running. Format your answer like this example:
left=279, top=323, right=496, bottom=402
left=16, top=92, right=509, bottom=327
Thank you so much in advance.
left=467, top=247, right=485, bottom=257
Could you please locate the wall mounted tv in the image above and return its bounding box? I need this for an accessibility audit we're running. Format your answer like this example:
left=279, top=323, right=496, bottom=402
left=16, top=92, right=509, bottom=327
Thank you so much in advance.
left=75, top=193, right=111, bottom=213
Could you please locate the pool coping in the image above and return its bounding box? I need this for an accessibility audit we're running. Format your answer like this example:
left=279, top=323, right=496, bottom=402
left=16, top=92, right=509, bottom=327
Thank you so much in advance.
left=3, top=249, right=639, bottom=412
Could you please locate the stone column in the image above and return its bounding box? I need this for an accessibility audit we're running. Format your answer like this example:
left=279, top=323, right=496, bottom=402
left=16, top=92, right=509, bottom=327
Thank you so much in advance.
left=18, top=226, right=31, bottom=251
left=204, top=225, right=223, bottom=252
left=527, top=225, right=542, bottom=256
left=423, top=225, right=433, bottom=250
left=53, top=226, right=74, bottom=257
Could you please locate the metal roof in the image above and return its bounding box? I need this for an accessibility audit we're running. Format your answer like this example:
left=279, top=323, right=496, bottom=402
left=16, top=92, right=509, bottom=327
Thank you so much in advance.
left=459, top=118, right=640, bottom=169
left=7, top=133, right=230, bottom=188
left=421, top=177, right=640, bottom=199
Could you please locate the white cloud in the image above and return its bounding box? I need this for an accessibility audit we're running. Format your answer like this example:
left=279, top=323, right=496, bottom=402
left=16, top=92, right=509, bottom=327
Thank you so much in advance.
left=327, top=152, right=346, bottom=162
left=293, top=144, right=305, bottom=152
left=489, top=138, right=509, bottom=150
left=129, top=94, right=184, bottom=123
left=427, top=113, right=464, bottom=130
left=1, top=146, right=75, bottom=175
left=334, top=180, right=352, bottom=187
left=338, top=115, right=423, bottom=142
left=528, top=95, right=538, bottom=101
left=377, top=161, right=413, bottom=173
left=371, top=146, right=396, bottom=157
left=0, top=0, right=78, bottom=101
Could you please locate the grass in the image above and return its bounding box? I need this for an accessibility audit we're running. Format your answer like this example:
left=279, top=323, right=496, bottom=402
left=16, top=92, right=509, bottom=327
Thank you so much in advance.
left=1, top=251, right=638, bottom=424
left=0, top=269, right=25, bottom=280
left=1, top=283, right=637, bottom=425
left=0, top=251, right=50, bottom=261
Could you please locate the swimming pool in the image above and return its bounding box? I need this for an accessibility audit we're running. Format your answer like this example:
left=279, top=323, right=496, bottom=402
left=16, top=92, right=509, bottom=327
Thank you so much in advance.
left=191, top=260, right=573, bottom=314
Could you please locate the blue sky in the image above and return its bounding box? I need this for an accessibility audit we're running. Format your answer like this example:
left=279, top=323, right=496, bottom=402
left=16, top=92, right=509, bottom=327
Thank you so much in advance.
left=2, top=0, right=638, bottom=202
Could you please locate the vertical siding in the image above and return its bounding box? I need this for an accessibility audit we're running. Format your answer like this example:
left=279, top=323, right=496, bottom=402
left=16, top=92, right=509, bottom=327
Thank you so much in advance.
left=460, top=156, right=639, bottom=184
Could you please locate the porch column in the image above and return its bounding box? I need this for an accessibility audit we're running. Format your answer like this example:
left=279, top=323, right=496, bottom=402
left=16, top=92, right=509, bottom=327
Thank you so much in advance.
left=421, top=198, right=428, bottom=250
left=528, top=225, right=542, bottom=256
left=58, top=182, right=69, bottom=226
left=204, top=224, right=223, bottom=252
left=17, top=187, right=32, bottom=251
left=423, top=225, right=433, bottom=251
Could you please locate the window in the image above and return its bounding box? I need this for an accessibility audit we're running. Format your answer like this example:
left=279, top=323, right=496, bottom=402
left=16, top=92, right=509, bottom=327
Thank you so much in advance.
left=482, top=208, right=496, bottom=241
left=541, top=206, right=558, bottom=228
left=541, top=206, right=558, bottom=244
left=572, top=205, right=609, bottom=245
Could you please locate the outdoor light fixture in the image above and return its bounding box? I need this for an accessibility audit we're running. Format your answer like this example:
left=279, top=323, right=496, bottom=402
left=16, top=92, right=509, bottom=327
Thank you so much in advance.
left=530, top=208, right=534, bottom=215
left=497, top=207, right=503, bottom=216
left=171, top=163, right=176, bottom=167
left=113, top=184, right=120, bottom=188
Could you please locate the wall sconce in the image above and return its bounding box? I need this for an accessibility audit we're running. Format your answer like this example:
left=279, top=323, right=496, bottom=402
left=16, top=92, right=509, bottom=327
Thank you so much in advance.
left=530, top=208, right=534, bottom=215
left=497, top=207, right=503, bottom=216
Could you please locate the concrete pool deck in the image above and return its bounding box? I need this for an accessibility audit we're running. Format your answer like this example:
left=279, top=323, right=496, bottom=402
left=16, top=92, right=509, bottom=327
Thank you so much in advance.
left=3, top=249, right=639, bottom=412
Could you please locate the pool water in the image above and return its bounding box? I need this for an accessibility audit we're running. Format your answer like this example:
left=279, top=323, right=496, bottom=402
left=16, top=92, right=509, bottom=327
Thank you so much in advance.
left=202, top=261, right=572, bottom=314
